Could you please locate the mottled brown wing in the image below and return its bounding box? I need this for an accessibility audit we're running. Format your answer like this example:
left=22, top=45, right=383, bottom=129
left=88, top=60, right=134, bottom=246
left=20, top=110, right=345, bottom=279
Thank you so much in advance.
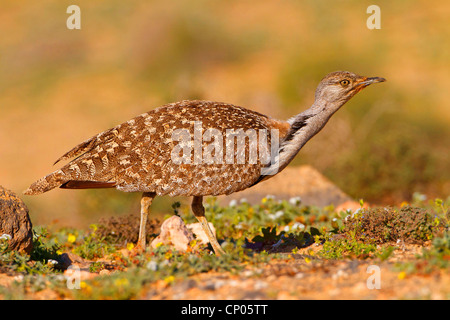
left=104, top=100, right=277, bottom=196
left=25, top=100, right=282, bottom=196
left=53, top=128, right=119, bottom=165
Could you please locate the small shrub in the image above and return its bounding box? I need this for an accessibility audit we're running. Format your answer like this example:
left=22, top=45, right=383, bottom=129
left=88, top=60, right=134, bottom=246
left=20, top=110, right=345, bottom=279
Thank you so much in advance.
left=318, top=232, right=377, bottom=259
left=343, top=206, right=445, bottom=244
left=96, top=213, right=160, bottom=245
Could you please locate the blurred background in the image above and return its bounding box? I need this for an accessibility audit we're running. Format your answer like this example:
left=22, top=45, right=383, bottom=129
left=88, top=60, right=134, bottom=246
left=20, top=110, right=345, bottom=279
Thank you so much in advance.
left=0, top=0, right=449, bottom=227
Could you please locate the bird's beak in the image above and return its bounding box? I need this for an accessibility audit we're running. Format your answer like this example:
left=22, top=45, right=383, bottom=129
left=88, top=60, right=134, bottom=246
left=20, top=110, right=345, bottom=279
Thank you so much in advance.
left=357, top=76, right=386, bottom=88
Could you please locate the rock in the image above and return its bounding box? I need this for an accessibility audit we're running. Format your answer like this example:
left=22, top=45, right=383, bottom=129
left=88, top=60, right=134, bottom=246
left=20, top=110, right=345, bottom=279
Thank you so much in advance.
left=99, top=269, right=111, bottom=276
left=219, top=165, right=353, bottom=207
left=186, top=222, right=216, bottom=244
left=0, top=185, right=33, bottom=254
left=55, top=252, right=90, bottom=270
left=151, top=215, right=194, bottom=251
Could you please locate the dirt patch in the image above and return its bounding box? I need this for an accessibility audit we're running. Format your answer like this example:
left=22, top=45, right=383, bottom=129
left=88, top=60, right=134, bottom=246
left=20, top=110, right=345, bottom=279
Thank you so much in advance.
left=140, top=244, right=449, bottom=300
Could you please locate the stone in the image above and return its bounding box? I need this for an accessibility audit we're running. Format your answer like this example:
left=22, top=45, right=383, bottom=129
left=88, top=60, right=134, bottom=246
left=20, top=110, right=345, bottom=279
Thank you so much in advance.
left=187, top=222, right=216, bottom=244
left=55, top=252, right=89, bottom=270
left=0, top=185, right=33, bottom=254
left=151, top=215, right=194, bottom=251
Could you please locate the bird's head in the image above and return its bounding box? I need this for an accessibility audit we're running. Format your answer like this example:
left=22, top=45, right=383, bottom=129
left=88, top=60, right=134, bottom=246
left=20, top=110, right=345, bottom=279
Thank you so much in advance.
left=314, top=71, right=386, bottom=104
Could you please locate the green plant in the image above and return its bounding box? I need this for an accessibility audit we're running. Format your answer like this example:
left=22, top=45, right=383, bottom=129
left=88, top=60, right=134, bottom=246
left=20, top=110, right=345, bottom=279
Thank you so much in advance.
left=30, top=227, right=61, bottom=263
left=318, top=232, right=377, bottom=259
left=73, top=225, right=116, bottom=260
left=0, top=227, right=60, bottom=276
left=245, top=226, right=317, bottom=252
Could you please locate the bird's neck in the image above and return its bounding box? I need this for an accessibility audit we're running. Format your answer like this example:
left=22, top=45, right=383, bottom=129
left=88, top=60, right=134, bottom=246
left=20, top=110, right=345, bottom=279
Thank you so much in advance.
left=274, top=99, right=343, bottom=173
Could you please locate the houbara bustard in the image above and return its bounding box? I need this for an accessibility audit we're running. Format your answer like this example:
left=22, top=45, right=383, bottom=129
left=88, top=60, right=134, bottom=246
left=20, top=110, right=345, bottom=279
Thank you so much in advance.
left=25, top=71, right=385, bottom=255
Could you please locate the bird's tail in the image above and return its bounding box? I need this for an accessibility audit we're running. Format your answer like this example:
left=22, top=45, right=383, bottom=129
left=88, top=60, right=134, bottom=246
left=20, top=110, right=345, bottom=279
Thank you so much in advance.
left=24, top=169, right=66, bottom=195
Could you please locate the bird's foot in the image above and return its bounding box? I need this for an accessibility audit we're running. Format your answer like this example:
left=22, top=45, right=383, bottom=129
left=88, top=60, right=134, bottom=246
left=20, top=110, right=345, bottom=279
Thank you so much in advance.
left=132, top=240, right=147, bottom=254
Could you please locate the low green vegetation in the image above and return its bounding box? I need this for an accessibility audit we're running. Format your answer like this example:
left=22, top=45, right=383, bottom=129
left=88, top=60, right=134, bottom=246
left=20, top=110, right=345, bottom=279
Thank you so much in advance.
left=0, top=194, right=448, bottom=299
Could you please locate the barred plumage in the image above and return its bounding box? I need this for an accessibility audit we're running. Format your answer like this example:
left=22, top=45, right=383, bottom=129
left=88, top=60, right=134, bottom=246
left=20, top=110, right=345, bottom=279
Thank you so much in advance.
left=25, top=71, right=385, bottom=255
left=25, top=100, right=290, bottom=197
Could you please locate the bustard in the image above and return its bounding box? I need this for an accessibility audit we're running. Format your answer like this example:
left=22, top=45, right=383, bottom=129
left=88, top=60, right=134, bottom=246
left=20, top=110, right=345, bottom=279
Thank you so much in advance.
left=25, top=71, right=385, bottom=255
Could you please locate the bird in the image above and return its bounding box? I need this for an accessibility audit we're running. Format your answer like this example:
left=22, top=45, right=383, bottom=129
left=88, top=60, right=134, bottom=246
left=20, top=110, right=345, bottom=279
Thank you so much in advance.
left=24, top=71, right=385, bottom=255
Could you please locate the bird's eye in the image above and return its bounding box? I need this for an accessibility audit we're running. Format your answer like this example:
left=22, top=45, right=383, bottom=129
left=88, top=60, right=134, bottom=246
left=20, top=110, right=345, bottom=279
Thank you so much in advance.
left=340, top=79, right=350, bottom=86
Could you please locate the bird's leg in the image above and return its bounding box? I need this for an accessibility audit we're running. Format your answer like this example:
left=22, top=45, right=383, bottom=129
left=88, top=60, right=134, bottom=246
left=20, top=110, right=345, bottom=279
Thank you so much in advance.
left=191, top=196, right=225, bottom=256
left=136, top=192, right=156, bottom=251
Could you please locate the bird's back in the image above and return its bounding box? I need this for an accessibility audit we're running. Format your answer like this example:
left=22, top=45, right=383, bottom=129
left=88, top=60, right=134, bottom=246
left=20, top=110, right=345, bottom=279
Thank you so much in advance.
left=25, top=100, right=290, bottom=197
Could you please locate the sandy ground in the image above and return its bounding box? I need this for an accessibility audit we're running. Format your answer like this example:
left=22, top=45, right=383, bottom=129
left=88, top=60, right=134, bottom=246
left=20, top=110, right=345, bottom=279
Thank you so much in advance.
left=0, top=242, right=448, bottom=300
left=140, top=244, right=449, bottom=300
